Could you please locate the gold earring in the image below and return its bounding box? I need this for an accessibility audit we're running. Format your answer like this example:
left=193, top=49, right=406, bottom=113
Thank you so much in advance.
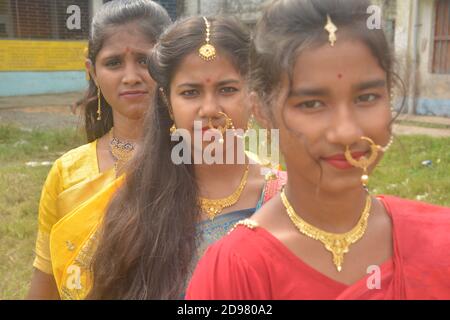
left=214, top=112, right=235, bottom=144
left=96, top=85, right=102, bottom=121
left=170, top=123, right=177, bottom=135
left=159, top=87, right=176, bottom=135
left=344, top=136, right=380, bottom=187
left=380, top=135, right=394, bottom=153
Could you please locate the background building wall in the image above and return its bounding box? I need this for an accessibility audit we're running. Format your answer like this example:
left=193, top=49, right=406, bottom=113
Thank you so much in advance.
left=0, top=0, right=181, bottom=97
left=182, top=0, right=265, bottom=23
left=154, top=0, right=179, bottom=20
left=395, top=0, right=450, bottom=117
left=415, top=0, right=450, bottom=116
left=0, top=0, right=90, bottom=96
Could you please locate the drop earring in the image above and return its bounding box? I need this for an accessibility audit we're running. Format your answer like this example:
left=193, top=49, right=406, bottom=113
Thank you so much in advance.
left=159, top=87, right=176, bottom=135
left=170, top=123, right=177, bottom=135
left=96, top=85, right=102, bottom=121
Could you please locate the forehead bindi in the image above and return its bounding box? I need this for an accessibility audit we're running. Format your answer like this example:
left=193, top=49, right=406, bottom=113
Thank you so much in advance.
left=173, top=53, right=241, bottom=86
left=101, top=28, right=153, bottom=53
left=291, top=40, right=386, bottom=89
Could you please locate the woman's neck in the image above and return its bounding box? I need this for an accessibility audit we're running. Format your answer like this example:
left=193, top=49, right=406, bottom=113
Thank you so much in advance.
left=195, top=162, right=250, bottom=198
left=193, top=136, right=255, bottom=195
left=111, top=111, right=143, bottom=142
left=283, top=176, right=370, bottom=233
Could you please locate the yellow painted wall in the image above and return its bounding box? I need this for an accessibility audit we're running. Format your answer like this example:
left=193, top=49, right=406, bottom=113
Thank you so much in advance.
left=0, top=40, right=87, bottom=71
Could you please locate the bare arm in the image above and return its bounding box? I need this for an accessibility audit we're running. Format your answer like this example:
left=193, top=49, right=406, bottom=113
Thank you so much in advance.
left=26, top=268, right=60, bottom=300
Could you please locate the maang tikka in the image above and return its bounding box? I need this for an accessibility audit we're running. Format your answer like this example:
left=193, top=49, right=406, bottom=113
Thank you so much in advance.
left=198, top=17, right=217, bottom=61
left=324, top=14, right=338, bottom=46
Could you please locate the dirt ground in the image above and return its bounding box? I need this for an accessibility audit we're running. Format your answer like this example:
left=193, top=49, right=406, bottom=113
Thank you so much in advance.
left=1, top=92, right=449, bottom=136
left=0, top=92, right=83, bottom=130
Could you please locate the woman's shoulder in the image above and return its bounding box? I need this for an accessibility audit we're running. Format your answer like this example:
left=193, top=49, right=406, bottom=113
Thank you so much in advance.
left=379, top=195, right=450, bottom=247
left=379, top=195, right=450, bottom=285
left=204, top=220, right=278, bottom=267
left=378, top=195, right=450, bottom=218
left=43, top=140, right=99, bottom=193
left=187, top=220, right=275, bottom=299
left=57, top=140, right=97, bottom=169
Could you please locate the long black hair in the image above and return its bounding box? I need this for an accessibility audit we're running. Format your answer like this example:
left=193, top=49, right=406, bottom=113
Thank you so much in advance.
left=88, top=16, right=251, bottom=299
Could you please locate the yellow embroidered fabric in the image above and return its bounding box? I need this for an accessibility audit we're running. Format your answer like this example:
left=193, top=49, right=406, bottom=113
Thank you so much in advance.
left=33, top=140, right=116, bottom=275
left=49, top=175, right=125, bottom=299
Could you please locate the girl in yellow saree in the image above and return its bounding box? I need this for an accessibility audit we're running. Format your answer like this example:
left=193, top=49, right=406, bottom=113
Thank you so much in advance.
left=50, top=175, right=125, bottom=299
left=27, top=0, right=172, bottom=299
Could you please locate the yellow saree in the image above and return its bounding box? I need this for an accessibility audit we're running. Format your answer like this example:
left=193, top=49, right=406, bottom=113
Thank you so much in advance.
left=33, top=140, right=116, bottom=276
left=49, top=175, right=124, bottom=300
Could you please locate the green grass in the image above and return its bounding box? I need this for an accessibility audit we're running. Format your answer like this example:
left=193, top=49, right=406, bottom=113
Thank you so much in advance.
left=371, top=135, right=450, bottom=206
left=0, top=124, right=448, bottom=299
left=396, top=119, right=450, bottom=130
left=0, top=125, right=84, bottom=299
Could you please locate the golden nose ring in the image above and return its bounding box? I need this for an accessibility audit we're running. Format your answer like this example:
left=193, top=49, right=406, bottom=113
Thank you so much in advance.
left=344, top=136, right=380, bottom=187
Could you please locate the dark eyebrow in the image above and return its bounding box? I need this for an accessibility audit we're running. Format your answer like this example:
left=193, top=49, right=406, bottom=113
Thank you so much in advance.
left=288, top=79, right=387, bottom=98
left=353, top=79, right=386, bottom=91
left=132, top=51, right=150, bottom=57
left=288, top=87, right=330, bottom=97
left=100, top=51, right=149, bottom=60
left=217, top=79, right=241, bottom=86
left=177, top=79, right=241, bottom=89
left=100, top=54, right=122, bottom=61
left=177, top=83, right=201, bottom=89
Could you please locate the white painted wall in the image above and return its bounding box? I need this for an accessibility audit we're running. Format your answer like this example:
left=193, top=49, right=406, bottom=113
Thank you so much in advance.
left=183, top=0, right=265, bottom=22
left=416, top=0, right=450, bottom=98
left=90, top=0, right=104, bottom=17
left=394, top=0, right=450, bottom=116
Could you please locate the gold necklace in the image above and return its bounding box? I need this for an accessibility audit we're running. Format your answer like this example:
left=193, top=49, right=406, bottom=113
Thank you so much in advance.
left=200, top=165, right=249, bottom=220
left=280, top=189, right=371, bottom=272
left=108, top=128, right=136, bottom=173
